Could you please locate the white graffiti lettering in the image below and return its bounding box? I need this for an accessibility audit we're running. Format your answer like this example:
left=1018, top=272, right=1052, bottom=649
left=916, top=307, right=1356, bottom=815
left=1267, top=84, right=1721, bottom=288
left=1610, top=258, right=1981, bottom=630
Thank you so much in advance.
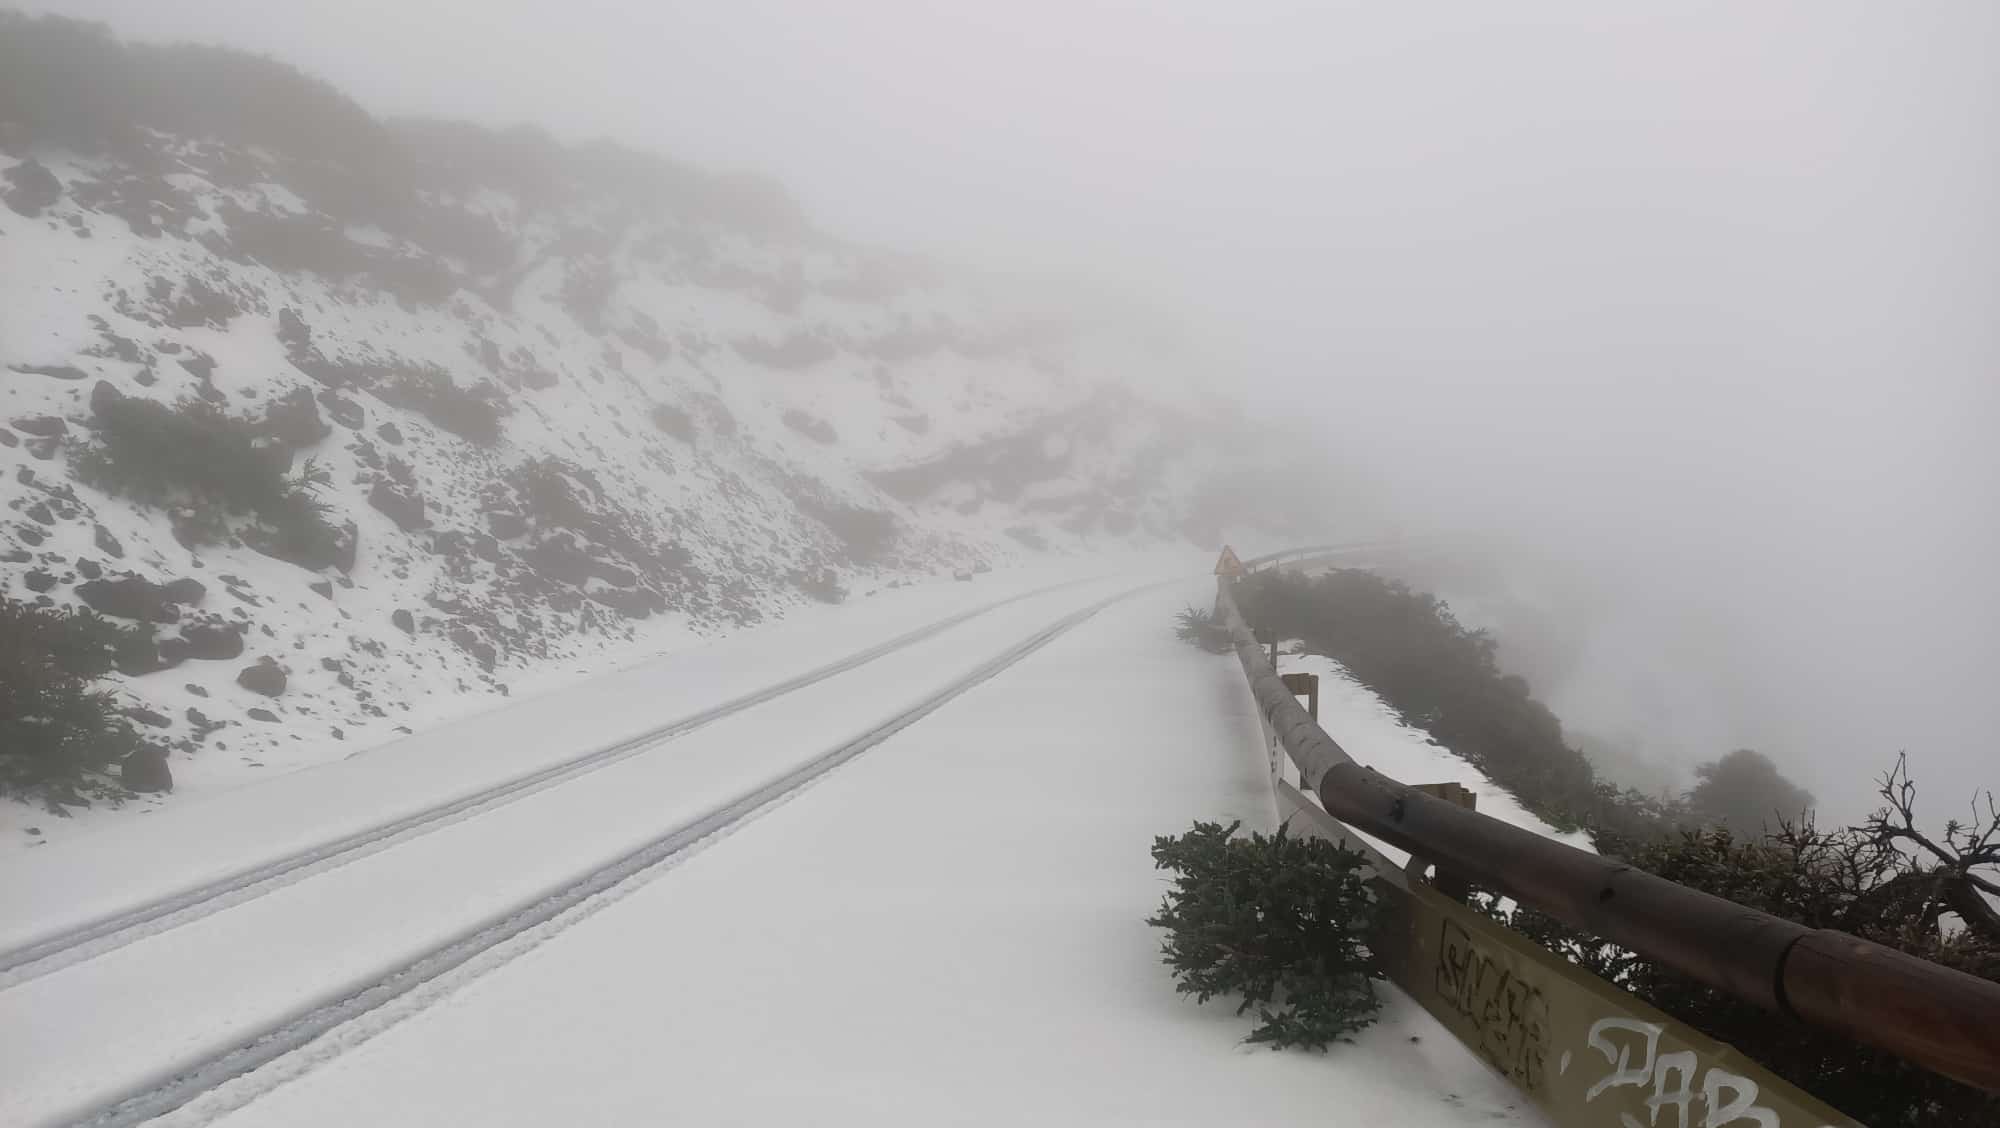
left=1582, top=1018, right=1785, bottom=1127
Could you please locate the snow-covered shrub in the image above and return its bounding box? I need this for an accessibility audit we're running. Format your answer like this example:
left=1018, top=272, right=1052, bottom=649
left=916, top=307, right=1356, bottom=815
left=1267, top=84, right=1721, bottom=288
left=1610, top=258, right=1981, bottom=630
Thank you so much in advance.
left=1149, top=820, right=1383, bottom=1050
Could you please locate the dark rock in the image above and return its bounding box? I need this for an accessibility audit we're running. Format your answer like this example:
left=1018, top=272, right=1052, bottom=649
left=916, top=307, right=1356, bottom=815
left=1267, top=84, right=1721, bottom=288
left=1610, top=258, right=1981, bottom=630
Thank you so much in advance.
left=237, top=658, right=287, bottom=697
left=186, top=706, right=213, bottom=728
left=94, top=523, right=125, bottom=558
left=162, top=577, right=207, bottom=605
left=525, top=536, right=594, bottom=586
left=0, top=548, right=28, bottom=564
left=954, top=570, right=975, bottom=582
left=309, top=580, right=333, bottom=599
left=317, top=389, right=365, bottom=430
left=135, top=367, right=158, bottom=387
left=4, top=159, right=63, bottom=217
left=246, top=707, right=280, bottom=723
left=263, top=386, right=330, bottom=447
left=368, top=480, right=427, bottom=532
left=10, top=415, right=66, bottom=437
left=471, top=533, right=502, bottom=563
left=24, top=435, right=58, bottom=461
left=24, top=569, right=57, bottom=593
left=447, top=625, right=498, bottom=672
left=589, top=584, right=666, bottom=620
left=90, top=379, right=124, bottom=416
left=124, top=705, right=172, bottom=728
left=120, top=746, right=174, bottom=793
left=168, top=620, right=246, bottom=661
left=186, top=684, right=208, bottom=698
left=277, top=308, right=312, bottom=355
left=17, top=525, right=46, bottom=547
left=10, top=364, right=87, bottom=381
left=487, top=511, right=529, bottom=540
left=376, top=421, right=404, bottom=445
left=331, top=520, right=359, bottom=573
left=115, top=633, right=179, bottom=676
left=392, top=608, right=415, bottom=634
left=76, top=574, right=201, bottom=622
left=179, top=353, right=216, bottom=381
left=76, top=558, right=102, bottom=580
left=25, top=502, right=54, bottom=525
left=589, top=560, right=638, bottom=588
left=0, top=430, right=14, bottom=448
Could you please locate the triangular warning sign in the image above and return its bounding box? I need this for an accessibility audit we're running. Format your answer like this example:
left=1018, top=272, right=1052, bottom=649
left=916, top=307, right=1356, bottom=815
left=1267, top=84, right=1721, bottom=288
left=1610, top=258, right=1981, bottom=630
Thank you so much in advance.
left=1213, top=545, right=1245, bottom=578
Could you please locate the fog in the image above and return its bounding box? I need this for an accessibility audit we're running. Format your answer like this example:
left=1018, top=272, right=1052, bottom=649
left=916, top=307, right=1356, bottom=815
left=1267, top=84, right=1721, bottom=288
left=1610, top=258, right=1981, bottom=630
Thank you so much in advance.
left=32, top=0, right=1998, bottom=820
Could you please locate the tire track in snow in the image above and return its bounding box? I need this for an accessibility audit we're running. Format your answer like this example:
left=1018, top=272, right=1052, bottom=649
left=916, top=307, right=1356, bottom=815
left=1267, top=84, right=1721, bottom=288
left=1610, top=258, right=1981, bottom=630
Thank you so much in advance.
left=73, top=580, right=1158, bottom=1128
left=0, top=576, right=1100, bottom=989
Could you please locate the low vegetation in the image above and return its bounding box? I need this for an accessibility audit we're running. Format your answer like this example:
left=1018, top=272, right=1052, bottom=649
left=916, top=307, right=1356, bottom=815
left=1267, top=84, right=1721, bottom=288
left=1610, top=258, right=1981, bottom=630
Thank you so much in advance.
left=1172, top=605, right=1233, bottom=653
left=75, top=392, right=345, bottom=565
left=0, top=597, right=155, bottom=802
left=377, top=368, right=508, bottom=445
left=1485, top=758, right=2000, bottom=1127
left=1236, top=568, right=1685, bottom=839
left=1149, top=820, right=1382, bottom=1050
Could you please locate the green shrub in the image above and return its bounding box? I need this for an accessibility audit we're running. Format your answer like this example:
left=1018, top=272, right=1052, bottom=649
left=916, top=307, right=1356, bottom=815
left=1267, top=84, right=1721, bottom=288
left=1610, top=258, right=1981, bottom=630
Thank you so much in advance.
left=1173, top=605, right=1233, bottom=653
left=1149, top=820, right=1383, bottom=1050
left=0, top=598, right=152, bottom=799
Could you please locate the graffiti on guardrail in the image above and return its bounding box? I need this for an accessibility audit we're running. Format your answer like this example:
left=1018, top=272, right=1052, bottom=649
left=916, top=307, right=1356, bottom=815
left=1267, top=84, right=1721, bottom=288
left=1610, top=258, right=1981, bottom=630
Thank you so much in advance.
left=1435, top=917, right=1552, bottom=1091
left=1571, top=1017, right=1837, bottom=1128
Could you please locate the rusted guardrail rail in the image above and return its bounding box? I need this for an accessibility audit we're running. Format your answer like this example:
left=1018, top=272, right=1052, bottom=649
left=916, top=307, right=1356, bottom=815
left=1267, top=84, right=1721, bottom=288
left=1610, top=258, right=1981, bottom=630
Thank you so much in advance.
left=1217, top=549, right=2000, bottom=1125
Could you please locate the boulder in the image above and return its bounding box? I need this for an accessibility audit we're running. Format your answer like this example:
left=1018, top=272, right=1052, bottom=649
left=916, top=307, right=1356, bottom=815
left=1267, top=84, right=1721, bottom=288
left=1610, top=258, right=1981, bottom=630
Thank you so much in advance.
left=76, top=558, right=102, bottom=580
left=120, top=746, right=173, bottom=793
left=163, top=620, right=246, bottom=662
left=75, top=574, right=201, bottom=623
left=263, top=386, right=330, bottom=447
left=237, top=658, right=287, bottom=697
left=25, top=502, right=54, bottom=525
left=486, top=511, right=529, bottom=540
left=392, top=608, right=415, bottom=634
left=246, top=707, right=280, bottom=723
left=317, top=389, right=365, bottom=430
left=123, top=705, right=171, bottom=728
left=525, top=536, right=594, bottom=586
left=10, top=416, right=66, bottom=437
left=376, top=421, right=404, bottom=445
left=94, top=523, right=125, bottom=558
left=3, top=159, right=62, bottom=217
left=309, top=580, right=333, bottom=599
left=89, top=380, right=124, bottom=417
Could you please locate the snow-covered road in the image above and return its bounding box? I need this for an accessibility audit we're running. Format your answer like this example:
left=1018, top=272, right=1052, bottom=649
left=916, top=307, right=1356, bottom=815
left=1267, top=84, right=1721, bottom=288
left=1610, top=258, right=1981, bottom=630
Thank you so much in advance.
left=3, top=569, right=1548, bottom=1127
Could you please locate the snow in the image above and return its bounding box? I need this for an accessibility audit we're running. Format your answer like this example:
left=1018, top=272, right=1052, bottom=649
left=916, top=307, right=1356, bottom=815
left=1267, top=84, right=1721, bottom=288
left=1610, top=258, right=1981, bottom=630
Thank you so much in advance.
left=0, top=579, right=1548, bottom=1127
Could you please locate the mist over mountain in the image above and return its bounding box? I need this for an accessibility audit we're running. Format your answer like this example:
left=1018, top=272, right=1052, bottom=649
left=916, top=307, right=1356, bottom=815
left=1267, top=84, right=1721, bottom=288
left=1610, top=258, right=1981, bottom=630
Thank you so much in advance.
left=0, top=12, right=1354, bottom=808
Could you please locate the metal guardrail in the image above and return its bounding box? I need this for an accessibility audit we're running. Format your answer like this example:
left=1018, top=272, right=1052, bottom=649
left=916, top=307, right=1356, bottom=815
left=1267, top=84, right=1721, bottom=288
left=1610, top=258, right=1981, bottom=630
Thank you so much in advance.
left=1215, top=560, right=2000, bottom=1118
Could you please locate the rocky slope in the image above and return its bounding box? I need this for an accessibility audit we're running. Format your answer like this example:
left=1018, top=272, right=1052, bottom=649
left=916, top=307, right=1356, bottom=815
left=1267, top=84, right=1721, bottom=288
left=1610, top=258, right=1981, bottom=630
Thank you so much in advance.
left=0, top=13, right=1334, bottom=827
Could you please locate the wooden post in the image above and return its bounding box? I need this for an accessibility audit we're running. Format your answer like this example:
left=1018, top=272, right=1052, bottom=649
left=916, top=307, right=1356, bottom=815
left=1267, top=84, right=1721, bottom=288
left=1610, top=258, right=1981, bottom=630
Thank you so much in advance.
left=1279, top=672, right=1318, bottom=721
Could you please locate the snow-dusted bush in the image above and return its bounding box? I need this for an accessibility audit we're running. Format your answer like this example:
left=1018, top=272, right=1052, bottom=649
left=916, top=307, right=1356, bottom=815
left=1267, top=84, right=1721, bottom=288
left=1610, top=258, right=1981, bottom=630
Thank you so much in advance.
left=1149, top=820, right=1382, bottom=1050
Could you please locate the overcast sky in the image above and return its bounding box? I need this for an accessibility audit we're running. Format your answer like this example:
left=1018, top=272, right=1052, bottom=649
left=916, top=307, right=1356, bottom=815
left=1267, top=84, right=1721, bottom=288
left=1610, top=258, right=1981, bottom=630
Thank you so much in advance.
left=31, top=0, right=2000, bottom=818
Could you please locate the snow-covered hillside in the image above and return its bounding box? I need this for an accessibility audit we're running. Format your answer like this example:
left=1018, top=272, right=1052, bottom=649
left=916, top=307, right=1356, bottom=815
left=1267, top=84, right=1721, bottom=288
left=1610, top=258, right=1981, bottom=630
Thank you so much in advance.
left=0, top=17, right=1331, bottom=823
